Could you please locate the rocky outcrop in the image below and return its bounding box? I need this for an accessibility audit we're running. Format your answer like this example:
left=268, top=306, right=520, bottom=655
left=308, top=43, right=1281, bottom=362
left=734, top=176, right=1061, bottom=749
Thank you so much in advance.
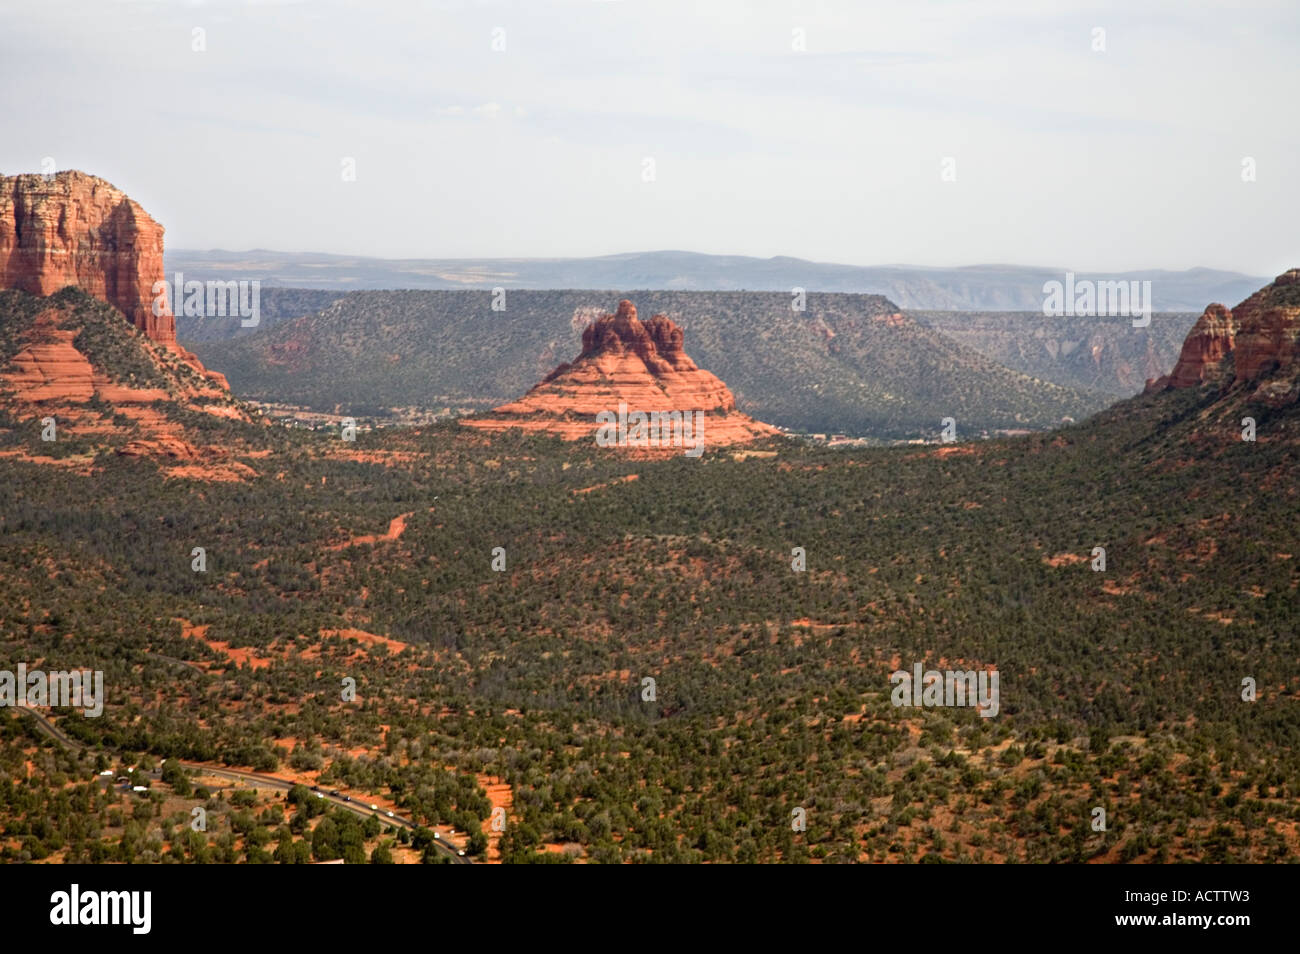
left=464, top=299, right=779, bottom=449
left=0, top=171, right=171, bottom=341
left=118, top=437, right=200, bottom=460
left=2, top=328, right=100, bottom=403
left=1145, top=304, right=1237, bottom=391
left=1146, top=270, right=1300, bottom=405
left=0, top=170, right=229, bottom=387
left=1232, top=269, right=1300, bottom=382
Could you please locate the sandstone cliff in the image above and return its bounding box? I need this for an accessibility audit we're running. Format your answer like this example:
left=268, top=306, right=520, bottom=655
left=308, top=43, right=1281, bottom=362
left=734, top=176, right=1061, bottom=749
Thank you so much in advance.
left=1232, top=269, right=1300, bottom=385
left=1, top=171, right=171, bottom=338
left=0, top=170, right=226, bottom=387
left=1146, top=270, right=1300, bottom=405
left=1146, top=303, right=1237, bottom=391
left=464, top=299, right=779, bottom=449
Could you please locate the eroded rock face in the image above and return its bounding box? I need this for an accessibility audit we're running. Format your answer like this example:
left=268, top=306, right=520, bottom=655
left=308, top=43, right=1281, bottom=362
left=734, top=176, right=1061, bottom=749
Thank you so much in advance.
left=465, top=299, right=779, bottom=448
left=0, top=170, right=234, bottom=388
left=0, top=171, right=172, bottom=342
left=1232, top=269, right=1300, bottom=383
left=1147, top=303, right=1237, bottom=391
left=1146, top=270, right=1300, bottom=405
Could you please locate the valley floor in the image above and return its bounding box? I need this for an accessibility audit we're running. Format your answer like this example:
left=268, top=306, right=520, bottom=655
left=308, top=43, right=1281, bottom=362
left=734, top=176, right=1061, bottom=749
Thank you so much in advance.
left=2, top=385, right=1298, bottom=864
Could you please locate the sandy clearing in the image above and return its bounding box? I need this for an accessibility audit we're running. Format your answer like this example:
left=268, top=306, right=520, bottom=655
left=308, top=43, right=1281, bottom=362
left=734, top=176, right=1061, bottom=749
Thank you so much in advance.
left=476, top=774, right=514, bottom=864
left=325, top=511, right=414, bottom=550
left=175, top=618, right=272, bottom=670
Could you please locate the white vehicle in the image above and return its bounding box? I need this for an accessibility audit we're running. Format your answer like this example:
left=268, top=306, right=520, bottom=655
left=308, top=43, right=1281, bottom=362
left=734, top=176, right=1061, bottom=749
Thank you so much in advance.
left=457, top=850, right=465, bottom=857
left=369, top=804, right=378, bottom=811
left=97, top=770, right=113, bottom=776
left=385, top=810, right=395, bottom=818
left=314, top=792, right=325, bottom=799
left=433, top=832, right=439, bottom=839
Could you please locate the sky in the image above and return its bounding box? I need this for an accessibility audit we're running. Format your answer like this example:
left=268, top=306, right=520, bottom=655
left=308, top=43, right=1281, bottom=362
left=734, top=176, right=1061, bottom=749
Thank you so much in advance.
left=1, top=0, right=1297, bottom=274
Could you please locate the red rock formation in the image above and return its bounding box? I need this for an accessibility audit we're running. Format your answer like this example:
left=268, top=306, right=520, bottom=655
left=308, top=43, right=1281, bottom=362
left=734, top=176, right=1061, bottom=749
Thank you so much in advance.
left=0, top=171, right=171, bottom=341
left=0, top=170, right=230, bottom=387
left=1146, top=303, right=1237, bottom=391
left=1146, top=270, right=1300, bottom=404
left=464, top=299, right=779, bottom=449
left=1231, top=269, right=1300, bottom=382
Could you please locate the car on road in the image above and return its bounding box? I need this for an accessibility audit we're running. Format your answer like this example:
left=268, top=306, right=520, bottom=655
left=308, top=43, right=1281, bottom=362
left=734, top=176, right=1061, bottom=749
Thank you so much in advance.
left=314, top=792, right=325, bottom=799
left=457, top=850, right=465, bottom=857
left=386, top=810, right=394, bottom=818
left=369, top=804, right=378, bottom=811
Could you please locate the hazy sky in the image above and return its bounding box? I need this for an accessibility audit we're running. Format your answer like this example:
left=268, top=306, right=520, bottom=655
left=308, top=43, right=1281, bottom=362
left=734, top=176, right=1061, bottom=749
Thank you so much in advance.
left=2, top=0, right=1296, bottom=273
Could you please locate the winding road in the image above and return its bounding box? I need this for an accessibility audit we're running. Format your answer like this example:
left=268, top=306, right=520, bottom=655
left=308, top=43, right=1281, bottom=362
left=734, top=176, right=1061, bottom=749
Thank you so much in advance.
left=14, top=703, right=470, bottom=864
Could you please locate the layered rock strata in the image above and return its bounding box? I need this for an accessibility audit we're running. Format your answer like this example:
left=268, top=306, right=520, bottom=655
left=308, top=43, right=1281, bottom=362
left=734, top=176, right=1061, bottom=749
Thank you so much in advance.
left=464, top=299, right=779, bottom=448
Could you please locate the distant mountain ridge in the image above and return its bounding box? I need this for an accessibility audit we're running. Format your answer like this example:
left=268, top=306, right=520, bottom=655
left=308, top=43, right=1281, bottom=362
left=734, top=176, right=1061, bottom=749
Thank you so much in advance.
left=166, top=249, right=1267, bottom=313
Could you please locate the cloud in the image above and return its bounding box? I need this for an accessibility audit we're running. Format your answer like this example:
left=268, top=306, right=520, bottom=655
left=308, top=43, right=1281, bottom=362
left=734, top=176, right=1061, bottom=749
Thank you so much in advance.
left=1, top=0, right=1295, bottom=272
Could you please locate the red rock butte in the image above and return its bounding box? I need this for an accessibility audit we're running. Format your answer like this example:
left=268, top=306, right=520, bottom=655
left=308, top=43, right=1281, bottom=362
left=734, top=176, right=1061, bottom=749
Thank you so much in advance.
left=0, top=170, right=224, bottom=387
left=464, top=299, right=779, bottom=448
left=1146, top=269, right=1300, bottom=405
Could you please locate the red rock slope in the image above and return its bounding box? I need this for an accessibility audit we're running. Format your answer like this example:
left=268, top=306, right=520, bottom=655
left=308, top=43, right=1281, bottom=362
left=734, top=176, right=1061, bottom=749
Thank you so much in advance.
left=464, top=299, right=779, bottom=448
left=0, top=288, right=255, bottom=481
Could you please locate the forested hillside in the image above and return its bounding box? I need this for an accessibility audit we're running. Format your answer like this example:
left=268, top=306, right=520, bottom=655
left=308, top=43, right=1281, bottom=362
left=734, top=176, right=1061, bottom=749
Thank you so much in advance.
left=912, top=310, right=1198, bottom=396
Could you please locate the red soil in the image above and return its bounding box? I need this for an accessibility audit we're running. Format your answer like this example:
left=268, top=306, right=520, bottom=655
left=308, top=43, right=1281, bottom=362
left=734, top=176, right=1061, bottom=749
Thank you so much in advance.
left=325, top=512, right=413, bottom=551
